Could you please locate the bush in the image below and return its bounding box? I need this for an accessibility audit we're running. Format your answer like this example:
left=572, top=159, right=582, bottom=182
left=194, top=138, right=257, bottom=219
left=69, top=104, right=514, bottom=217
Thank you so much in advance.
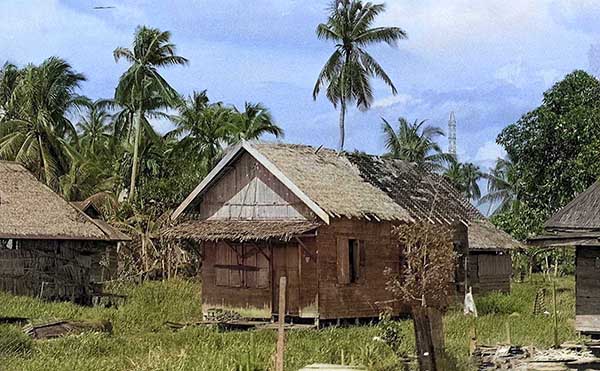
left=0, top=325, right=32, bottom=356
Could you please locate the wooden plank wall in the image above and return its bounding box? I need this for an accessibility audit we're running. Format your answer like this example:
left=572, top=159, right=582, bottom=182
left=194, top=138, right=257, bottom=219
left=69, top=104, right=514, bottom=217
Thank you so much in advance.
left=576, top=246, right=600, bottom=333
left=202, top=241, right=273, bottom=318
left=477, top=252, right=511, bottom=294
left=315, top=219, right=403, bottom=319
left=0, top=240, right=116, bottom=302
left=197, top=153, right=314, bottom=221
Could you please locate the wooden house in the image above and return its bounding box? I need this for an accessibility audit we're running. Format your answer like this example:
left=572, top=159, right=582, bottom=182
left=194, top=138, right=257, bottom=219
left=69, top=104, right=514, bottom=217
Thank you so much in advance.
left=0, top=161, right=129, bottom=303
left=467, top=219, right=519, bottom=294
left=531, top=180, right=600, bottom=334
left=167, top=142, right=503, bottom=322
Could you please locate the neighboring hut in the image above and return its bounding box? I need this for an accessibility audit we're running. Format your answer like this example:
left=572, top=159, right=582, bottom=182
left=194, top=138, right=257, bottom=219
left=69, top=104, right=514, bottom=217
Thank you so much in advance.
left=166, top=142, right=493, bottom=322
left=467, top=219, right=520, bottom=294
left=0, top=161, right=129, bottom=303
left=530, top=180, right=600, bottom=334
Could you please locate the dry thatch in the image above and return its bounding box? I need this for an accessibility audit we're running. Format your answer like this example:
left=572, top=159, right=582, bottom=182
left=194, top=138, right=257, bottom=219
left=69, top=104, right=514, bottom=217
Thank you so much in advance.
left=254, top=143, right=413, bottom=222
left=0, top=161, right=126, bottom=241
left=164, top=220, right=320, bottom=242
left=468, top=219, right=521, bottom=251
left=254, top=143, right=480, bottom=225
left=545, top=180, right=600, bottom=231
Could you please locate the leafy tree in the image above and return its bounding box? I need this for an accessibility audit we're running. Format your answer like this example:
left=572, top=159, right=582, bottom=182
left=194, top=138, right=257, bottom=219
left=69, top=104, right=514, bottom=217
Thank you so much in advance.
left=114, top=26, right=187, bottom=200
left=0, top=57, right=87, bottom=190
left=313, top=0, right=407, bottom=150
left=382, top=117, right=452, bottom=172
left=496, top=70, right=600, bottom=238
left=480, top=155, right=516, bottom=215
left=229, top=102, right=284, bottom=144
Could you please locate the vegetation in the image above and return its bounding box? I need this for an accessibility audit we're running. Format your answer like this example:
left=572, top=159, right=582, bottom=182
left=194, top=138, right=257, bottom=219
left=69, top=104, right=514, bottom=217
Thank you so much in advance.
left=0, top=276, right=580, bottom=371
left=381, top=117, right=451, bottom=172
left=313, top=0, right=407, bottom=150
left=444, top=161, right=484, bottom=201
left=494, top=70, right=600, bottom=240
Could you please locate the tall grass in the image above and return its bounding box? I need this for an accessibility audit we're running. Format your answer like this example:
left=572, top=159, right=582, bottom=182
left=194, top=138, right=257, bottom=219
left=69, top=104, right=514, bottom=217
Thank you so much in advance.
left=0, top=276, right=581, bottom=371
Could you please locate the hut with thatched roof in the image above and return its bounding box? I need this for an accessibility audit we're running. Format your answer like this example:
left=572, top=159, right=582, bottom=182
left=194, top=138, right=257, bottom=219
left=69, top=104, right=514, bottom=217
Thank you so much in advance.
left=531, top=180, right=600, bottom=333
left=0, top=161, right=129, bottom=303
left=168, top=142, right=513, bottom=322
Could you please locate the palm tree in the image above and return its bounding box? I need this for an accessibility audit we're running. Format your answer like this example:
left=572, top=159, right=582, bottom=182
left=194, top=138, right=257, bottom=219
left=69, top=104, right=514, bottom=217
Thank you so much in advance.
left=77, top=99, right=113, bottom=156
left=171, top=91, right=233, bottom=169
left=313, top=0, right=407, bottom=150
left=229, top=102, right=284, bottom=144
left=114, top=26, right=188, bottom=201
left=0, top=62, right=20, bottom=120
left=382, top=117, right=452, bottom=172
left=480, top=156, right=516, bottom=214
left=0, top=57, right=87, bottom=189
left=444, top=161, right=483, bottom=201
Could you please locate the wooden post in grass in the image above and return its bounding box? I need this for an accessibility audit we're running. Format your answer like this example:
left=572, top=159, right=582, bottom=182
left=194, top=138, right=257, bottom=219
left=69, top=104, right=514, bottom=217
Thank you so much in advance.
left=552, top=280, right=559, bottom=348
left=276, top=276, right=287, bottom=371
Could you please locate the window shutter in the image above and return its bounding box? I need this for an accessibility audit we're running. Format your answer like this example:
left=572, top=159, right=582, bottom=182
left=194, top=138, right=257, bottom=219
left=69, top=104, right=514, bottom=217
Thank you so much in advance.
left=337, top=238, right=350, bottom=284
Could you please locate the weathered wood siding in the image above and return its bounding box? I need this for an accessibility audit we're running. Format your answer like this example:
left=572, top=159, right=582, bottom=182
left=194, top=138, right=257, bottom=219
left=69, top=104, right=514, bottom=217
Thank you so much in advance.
left=0, top=239, right=116, bottom=303
left=315, top=219, right=402, bottom=319
left=576, top=246, right=600, bottom=333
left=202, top=241, right=273, bottom=318
left=479, top=252, right=511, bottom=293
left=196, top=153, right=314, bottom=221
left=467, top=251, right=511, bottom=294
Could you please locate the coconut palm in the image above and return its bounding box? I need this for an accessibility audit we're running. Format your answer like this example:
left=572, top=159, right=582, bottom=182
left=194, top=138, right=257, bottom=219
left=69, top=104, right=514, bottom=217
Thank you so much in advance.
left=444, top=161, right=483, bottom=201
left=0, top=57, right=88, bottom=189
left=171, top=91, right=233, bottom=169
left=313, top=0, right=407, bottom=150
left=229, top=102, right=284, bottom=144
left=77, top=99, right=113, bottom=156
left=382, top=117, right=452, bottom=172
left=480, top=155, right=516, bottom=214
left=0, top=62, right=20, bottom=120
left=114, top=26, right=188, bottom=200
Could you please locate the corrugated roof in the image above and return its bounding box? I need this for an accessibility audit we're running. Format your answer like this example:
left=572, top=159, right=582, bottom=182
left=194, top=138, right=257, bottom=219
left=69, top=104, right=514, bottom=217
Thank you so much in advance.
left=164, top=220, right=320, bottom=242
left=0, top=162, right=127, bottom=241
left=545, top=180, right=600, bottom=231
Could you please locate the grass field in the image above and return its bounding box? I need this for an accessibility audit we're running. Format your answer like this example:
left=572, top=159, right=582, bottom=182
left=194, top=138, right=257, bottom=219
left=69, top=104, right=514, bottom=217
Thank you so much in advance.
left=0, top=276, right=582, bottom=370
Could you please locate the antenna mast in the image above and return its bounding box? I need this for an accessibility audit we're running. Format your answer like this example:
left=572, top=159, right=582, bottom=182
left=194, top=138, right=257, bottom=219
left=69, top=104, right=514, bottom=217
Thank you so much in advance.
left=448, top=111, right=457, bottom=158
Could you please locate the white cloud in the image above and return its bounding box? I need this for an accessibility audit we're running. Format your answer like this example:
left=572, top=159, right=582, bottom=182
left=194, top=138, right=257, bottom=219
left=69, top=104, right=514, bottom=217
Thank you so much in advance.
left=473, top=141, right=506, bottom=168
left=372, top=93, right=419, bottom=109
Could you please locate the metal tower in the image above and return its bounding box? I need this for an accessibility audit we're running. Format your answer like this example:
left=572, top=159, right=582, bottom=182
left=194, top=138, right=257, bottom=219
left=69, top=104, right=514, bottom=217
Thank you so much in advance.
left=448, top=111, right=457, bottom=157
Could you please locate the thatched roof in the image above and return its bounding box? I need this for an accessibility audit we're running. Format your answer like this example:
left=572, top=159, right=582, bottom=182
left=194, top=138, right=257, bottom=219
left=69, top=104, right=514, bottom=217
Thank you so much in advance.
left=468, top=219, right=521, bottom=251
left=173, top=142, right=481, bottom=226
left=545, top=180, right=600, bottom=231
left=0, top=162, right=127, bottom=241
left=164, top=220, right=320, bottom=242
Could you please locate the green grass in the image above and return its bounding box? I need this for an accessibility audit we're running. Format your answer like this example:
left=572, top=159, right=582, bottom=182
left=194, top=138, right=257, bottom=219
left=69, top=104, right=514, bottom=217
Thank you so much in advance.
left=0, top=276, right=582, bottom=370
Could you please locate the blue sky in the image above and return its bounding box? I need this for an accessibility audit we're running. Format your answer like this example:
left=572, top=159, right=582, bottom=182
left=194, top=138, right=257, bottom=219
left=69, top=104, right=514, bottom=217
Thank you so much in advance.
left=3, top=0, right=600, bottom=171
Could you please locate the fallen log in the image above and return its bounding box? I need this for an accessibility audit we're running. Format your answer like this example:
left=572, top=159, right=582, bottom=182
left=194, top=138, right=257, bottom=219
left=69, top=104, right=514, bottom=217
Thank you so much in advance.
left=24, top=320, right=112, bottom=339
left=0, top=316, right=29, bottom=325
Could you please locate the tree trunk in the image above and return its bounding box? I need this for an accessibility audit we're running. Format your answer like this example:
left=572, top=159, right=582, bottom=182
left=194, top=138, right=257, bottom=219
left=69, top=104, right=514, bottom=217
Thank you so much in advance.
left=129, top=107, right=143, bottom=201
left=338, top=99, right=346, bottom=151
left=412, top=307, right=445, bottom=371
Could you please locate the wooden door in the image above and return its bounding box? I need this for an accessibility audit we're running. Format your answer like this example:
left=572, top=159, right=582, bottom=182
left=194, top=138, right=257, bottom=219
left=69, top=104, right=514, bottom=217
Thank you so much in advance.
left=272, top=242, right=300, bottom=317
